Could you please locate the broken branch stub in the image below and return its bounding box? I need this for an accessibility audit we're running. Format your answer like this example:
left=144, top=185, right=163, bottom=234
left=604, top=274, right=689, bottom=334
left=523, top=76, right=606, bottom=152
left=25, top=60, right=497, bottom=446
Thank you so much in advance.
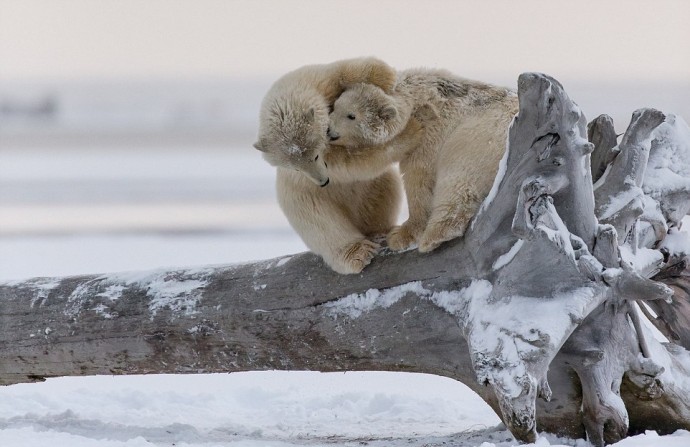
left=467, top=73, right=597, bottom=261
left=588, top=114, right=619, bottom=183
left=593, top=109, right=666, bottom=244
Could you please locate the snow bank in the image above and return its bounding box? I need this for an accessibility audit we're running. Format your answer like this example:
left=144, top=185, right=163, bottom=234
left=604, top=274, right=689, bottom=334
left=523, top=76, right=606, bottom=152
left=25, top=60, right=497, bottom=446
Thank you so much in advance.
left=0, top=372, right=501, bottom=446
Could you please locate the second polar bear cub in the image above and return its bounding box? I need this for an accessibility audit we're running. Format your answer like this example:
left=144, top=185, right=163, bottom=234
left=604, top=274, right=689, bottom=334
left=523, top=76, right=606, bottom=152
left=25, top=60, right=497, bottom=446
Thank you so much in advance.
left=328, top=69, right=518, bottom=252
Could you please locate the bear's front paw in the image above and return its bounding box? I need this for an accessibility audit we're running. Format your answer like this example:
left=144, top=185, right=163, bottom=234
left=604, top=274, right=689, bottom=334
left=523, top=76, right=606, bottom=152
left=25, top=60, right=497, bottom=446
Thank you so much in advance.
left=333, top=239, right=380, bottom=274
left=387, top=224, right=420, bottom=252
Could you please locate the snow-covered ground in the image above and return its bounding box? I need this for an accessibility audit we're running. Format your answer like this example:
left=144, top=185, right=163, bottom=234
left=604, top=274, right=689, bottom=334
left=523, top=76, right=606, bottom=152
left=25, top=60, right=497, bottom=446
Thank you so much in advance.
left=1, top=147, right=689, bottom=446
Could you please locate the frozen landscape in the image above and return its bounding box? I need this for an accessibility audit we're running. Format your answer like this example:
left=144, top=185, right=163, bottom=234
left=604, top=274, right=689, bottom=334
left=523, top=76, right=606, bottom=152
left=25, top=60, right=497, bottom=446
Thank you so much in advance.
left=2, top=1, right=689, bottom=445
left=2, top=145, right=690, bottom=447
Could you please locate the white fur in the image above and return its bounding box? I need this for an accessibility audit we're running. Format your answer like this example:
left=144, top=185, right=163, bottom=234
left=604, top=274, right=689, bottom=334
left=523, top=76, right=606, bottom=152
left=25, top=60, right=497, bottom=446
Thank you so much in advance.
left=329, top=68, right=519, bottom=252
left=255, top=58, right=404, bottom=274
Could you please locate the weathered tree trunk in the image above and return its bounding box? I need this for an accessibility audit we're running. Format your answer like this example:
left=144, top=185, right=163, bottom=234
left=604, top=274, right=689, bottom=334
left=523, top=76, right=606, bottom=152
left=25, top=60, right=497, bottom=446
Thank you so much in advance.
left=2, top=73, right=690, bottom=446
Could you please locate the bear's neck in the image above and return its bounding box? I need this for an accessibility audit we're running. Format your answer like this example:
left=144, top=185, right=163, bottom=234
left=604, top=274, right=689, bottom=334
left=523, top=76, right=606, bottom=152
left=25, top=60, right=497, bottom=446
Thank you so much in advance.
left=384, top=95, right=414, bottom=138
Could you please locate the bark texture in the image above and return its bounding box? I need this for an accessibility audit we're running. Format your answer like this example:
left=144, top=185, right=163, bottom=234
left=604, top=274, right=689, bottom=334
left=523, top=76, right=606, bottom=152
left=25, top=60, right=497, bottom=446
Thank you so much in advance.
left=2, top=73, right=690, bottom=446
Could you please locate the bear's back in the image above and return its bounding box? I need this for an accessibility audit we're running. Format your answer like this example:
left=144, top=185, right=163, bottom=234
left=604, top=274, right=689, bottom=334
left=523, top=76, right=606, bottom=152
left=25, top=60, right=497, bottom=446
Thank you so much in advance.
left=396, top=68, right=515, bottom=119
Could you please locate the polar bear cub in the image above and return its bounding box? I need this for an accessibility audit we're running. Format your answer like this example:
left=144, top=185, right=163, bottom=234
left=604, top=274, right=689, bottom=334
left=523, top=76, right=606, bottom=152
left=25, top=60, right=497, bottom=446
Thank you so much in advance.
left=328, top=68, right=518, bottom=252
left=254, top=58, right=416, bottom=274
left=254, top=57, right=397, bottom=187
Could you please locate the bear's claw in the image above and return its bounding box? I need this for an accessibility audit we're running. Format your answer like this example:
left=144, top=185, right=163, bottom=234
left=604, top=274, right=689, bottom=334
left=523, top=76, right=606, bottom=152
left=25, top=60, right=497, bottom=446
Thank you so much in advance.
left=418, top=219, right=468, bottom=253
left=387, top=223, right=421, bottom=252
left=417, top=237, right=442, bottom=253
left=334, top=239, right=380, bottom=274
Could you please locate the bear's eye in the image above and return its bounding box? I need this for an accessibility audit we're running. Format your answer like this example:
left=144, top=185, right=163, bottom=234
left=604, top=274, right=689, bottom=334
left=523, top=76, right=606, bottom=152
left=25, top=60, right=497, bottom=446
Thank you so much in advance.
left=314, top=155, right=319, bottom=162
left=347, top=113, right=356, bottom=120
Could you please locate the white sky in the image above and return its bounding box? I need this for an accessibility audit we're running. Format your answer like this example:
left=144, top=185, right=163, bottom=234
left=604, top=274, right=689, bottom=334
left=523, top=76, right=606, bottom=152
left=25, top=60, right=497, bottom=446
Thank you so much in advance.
left=1, top=0, right=689, bottom=84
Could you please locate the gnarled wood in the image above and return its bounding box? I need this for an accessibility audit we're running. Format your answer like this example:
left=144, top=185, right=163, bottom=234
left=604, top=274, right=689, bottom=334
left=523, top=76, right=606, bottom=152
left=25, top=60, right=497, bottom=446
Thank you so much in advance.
left=648, top=267, right=690, bottom=349
left=594, top=109, right=666, bottom=245
left=588, top=114, right=619, bottom=183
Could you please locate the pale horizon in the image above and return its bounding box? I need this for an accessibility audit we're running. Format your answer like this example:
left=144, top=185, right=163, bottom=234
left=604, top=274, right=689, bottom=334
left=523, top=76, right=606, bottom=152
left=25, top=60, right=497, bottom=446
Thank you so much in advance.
left=2, top=0, right=689, bottom=139
left=1, top=0, right=689, bottom=85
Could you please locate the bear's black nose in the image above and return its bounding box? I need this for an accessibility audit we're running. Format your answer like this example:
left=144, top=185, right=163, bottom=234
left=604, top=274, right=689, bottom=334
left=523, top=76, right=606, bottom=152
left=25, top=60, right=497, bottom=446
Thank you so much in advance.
left=327, top=128, right=340, bottom=141
left=320, top=178, right=330, bottom=187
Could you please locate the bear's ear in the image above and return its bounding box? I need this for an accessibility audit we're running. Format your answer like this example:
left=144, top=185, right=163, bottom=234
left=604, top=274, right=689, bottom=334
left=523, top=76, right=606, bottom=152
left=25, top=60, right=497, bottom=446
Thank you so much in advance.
left=253, top=141, right=267, bottom=152
left=414, top=103, right=439, bottom=121
left=305, top=107, right=315, bottom=122
left=379, top=105, right=397, bottom=121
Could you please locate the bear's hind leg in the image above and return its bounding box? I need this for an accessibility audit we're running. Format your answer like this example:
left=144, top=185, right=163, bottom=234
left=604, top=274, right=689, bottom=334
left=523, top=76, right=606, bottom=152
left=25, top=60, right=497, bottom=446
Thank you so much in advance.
left=387, top=156, right=434, bottom=251
left=417, top=182, right=481, bottom=253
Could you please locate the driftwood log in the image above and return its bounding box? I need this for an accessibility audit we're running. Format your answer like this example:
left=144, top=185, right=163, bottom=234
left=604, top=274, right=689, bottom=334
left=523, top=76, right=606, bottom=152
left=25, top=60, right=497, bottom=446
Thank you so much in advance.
left=2, top=73, right=690, bottom=446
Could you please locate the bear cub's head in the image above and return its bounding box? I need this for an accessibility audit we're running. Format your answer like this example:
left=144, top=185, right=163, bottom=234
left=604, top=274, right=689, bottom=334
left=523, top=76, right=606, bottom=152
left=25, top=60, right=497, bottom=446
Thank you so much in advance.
left=254, top=93, right=330, bottom=187
left=328, top=83, right=407, bottom=149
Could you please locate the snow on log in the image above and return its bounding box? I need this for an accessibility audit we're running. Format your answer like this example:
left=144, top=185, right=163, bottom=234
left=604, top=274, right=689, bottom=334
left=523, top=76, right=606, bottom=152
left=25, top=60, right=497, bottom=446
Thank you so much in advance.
left=3, top=73, right=690, bottom=446
left=643, top=115, right=690, bottom=229
left=594, top=108, right=665, bottom=246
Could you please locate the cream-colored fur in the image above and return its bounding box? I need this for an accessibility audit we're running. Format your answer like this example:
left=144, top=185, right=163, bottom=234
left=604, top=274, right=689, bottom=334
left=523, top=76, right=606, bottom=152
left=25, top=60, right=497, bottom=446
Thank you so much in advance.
left=254, top=57, right=397, bottom=186
left=276, top=166, right=402, bottom=274
left=255, top=58, right=417, bottom=274
left=328, top=68, right=518, bottom=252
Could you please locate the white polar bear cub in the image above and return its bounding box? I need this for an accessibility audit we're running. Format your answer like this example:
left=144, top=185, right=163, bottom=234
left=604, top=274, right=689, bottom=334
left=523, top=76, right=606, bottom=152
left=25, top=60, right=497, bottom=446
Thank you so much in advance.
left=254, top=57, right=398, bottom=187
left=254, top=58, right=415, bottom=274
left=328, top=68, right=518, bottom=252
